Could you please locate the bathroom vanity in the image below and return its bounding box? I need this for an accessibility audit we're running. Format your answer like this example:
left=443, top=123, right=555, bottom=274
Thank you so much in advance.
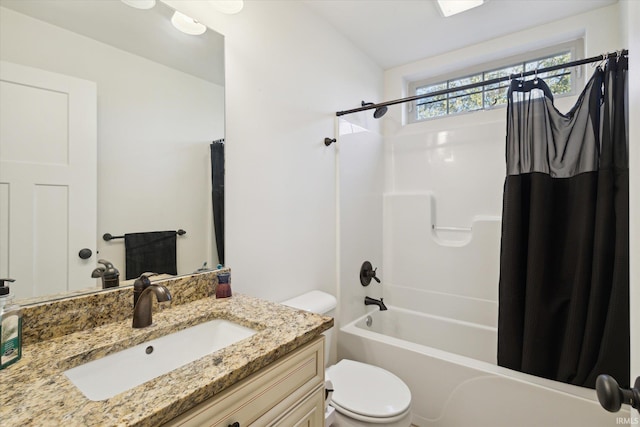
left=0, top=274, right=332, bottom=426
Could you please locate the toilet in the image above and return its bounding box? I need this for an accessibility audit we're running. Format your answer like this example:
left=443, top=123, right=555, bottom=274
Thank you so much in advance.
left=282, top=291, right=412, bottom=427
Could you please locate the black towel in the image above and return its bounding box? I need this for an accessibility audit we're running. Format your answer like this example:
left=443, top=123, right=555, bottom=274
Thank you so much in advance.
left=124, top=231, right=177, bottom=280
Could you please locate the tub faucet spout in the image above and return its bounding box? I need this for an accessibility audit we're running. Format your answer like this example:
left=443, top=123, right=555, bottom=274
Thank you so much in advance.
left=132, top=284, right=172, bottom=328
left=364, top=296, right=387, bottom=311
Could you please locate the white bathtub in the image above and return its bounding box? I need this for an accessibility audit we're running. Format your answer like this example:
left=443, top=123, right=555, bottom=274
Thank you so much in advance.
left=338, top=306, right=631, bottom=427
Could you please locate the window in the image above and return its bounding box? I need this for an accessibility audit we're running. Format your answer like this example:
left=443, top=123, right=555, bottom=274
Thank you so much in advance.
left=408, top=40, right=583, bottom=122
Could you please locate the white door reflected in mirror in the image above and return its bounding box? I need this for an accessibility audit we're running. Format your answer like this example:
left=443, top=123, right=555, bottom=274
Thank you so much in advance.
left=0, top=61, right=97, bottom=299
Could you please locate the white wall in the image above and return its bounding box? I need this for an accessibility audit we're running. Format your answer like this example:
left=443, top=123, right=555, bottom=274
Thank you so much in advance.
left=0, top=7, right=224, bottom=280
left=380, top=4, right=625, bottom=326
left=164, top=1, right=384, bottom=302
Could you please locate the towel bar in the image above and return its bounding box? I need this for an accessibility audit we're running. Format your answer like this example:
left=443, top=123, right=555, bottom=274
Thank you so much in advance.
left=103, top=229, right=186, bottom=242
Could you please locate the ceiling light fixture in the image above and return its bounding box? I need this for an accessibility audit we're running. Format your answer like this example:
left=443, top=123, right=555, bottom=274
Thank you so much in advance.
left=436, top=0, right=484, bottom=17
left=120, top=0, right=156, bottom=10
left=171, top=11, right=207, bottom=35
left=209, top=0, right=244, bottom=15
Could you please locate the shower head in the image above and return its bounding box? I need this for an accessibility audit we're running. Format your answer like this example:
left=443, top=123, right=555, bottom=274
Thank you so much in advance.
left=361, top=101, right=388, bottom=119
left=373, top=105, right=388, bottom=119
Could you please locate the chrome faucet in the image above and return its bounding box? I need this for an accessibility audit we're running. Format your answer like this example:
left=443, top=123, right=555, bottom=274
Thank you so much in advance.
left=364, top=296, right=387, bottom=311
left=132, top=284, right=172, bottom=328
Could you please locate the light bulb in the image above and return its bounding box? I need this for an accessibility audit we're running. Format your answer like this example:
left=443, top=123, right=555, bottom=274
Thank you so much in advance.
left=171, top=11, right=207, bottom=36
left=121, top=0, right=156, bottom=10
left=436, top=0, right=484, bottom=17
left=209, top=0, right=244, bottom=15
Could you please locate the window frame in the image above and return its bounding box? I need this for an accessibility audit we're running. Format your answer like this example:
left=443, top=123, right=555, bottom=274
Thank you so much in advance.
left=407, top=39, right=584, bottom=123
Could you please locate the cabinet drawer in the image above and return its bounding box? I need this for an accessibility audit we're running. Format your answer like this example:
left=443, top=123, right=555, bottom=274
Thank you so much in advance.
left=166, top=337, right=324, bottom=427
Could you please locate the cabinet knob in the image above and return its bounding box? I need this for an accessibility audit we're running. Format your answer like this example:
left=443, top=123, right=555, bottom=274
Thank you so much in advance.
left=228, top=423, right=240, bottom=427
left=78, top=248, right=93, bottom=259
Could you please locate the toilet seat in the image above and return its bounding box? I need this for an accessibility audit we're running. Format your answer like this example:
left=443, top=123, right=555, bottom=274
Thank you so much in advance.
left=330, top=400, right=411, bottom=424
left=326, top=359, right=411, bottom=422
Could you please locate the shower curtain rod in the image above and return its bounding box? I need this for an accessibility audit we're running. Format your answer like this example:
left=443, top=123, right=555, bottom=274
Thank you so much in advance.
left=336, top=49, right=629, bottom=117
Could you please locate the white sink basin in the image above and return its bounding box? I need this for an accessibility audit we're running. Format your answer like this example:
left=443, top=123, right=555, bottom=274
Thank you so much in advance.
left=64, top=319, right=256, bottom=401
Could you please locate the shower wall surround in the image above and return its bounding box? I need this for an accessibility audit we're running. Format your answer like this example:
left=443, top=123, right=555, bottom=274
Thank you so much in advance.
left=382, top=119, right=505, bottom=325
left=383, top=193, right=500, bottom=324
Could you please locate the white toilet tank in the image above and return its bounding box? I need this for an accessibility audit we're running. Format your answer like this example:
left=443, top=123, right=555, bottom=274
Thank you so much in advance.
left=282, top=290, right=336, bottom=367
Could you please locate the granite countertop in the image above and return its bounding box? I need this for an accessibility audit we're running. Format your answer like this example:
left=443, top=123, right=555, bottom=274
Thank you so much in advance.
left=0, top=294, right=333, bottom=426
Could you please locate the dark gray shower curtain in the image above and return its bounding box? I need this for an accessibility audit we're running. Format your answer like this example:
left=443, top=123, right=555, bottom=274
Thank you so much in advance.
left=497, top=57, right=629, bottom=389
left=211, top=141, right=225, bottom=265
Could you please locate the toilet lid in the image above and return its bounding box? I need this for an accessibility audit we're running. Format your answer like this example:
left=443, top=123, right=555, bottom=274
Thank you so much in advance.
left=326, top=359, right=411, bottom=418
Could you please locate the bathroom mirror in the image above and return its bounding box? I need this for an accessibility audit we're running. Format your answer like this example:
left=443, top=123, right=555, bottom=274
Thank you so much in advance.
left=0, top=0, right=225, bottom=304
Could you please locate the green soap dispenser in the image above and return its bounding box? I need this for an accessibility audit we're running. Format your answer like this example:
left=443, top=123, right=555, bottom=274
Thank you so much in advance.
left=0, top=278, right=22, bottom=369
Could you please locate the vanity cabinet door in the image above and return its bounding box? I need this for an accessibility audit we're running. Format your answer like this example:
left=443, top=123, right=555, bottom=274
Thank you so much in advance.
left=260, top=386, right=324, bottom=427
left=164, top=337, right=324, bottom=427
